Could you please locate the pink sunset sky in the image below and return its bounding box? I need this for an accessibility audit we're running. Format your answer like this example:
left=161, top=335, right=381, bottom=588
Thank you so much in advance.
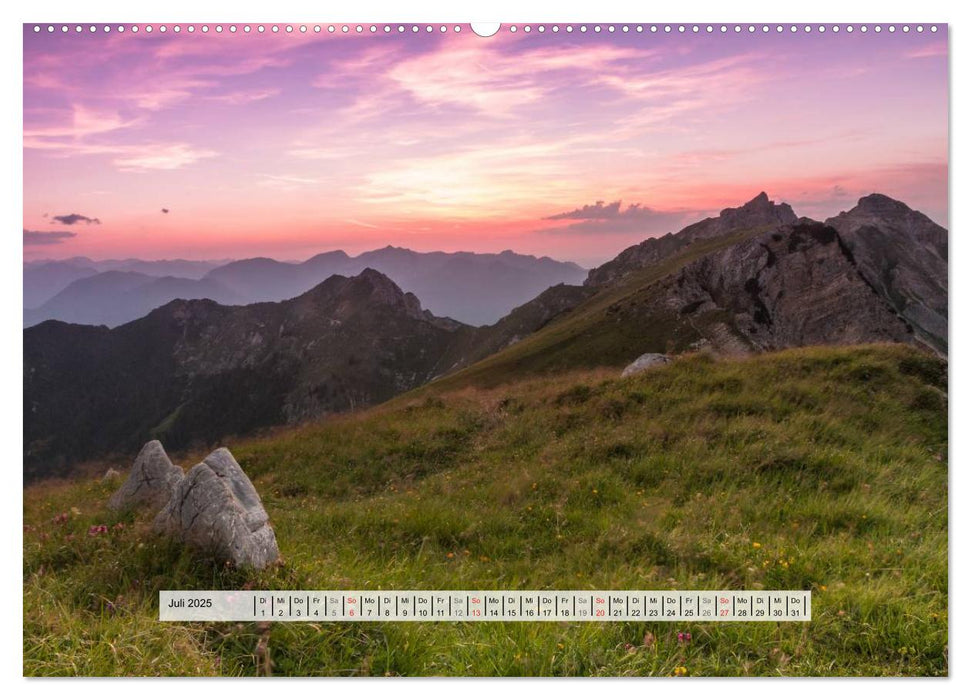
left=23, top=25, right=948, bottom=267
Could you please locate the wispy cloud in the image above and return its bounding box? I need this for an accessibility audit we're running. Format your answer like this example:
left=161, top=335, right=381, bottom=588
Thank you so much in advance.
left=906, top=42, right=948, bottom=59
left=256, top=173, right=324, bottom=190
left=113, top=144, right=217, bottom=172
left=23, top=105, right=137, bottom=146
left=207, top=88, right=281, bottom=105
left=24, top=229, right=77, bottom=245
left=345, top=218, right=380, bottom=229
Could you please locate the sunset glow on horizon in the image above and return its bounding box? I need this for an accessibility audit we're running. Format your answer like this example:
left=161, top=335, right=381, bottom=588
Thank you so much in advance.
left=23, top=25, right=948, bottom=267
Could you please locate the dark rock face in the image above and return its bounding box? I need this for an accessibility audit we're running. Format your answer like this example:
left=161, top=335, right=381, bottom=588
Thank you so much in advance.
left=107, top=440, right=184, bottom=512
left=826, top=194, right=948, bottom=353
left=154, top=448, right=279, bottom=570
left=660, top=222, right=914, bottom=352
left=586, top=192, right=797, bottom=287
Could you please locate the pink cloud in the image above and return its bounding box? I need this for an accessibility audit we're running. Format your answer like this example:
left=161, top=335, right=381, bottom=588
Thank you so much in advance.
left=113, top=144, right=218, bottom=171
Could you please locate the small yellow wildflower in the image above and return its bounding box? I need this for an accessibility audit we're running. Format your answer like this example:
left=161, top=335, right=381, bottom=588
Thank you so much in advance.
left=752, top=542, right=762, bottom=548
left=673, top=666, right=688, bottom=677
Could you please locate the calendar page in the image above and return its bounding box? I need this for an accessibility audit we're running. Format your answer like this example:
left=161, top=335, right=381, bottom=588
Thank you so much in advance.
left=21, top=14, right=948, bottom=680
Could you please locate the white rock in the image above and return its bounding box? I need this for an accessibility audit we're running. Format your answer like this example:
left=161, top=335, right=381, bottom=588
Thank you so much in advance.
left=621, top=353, right=672, bottom=378
left=107, top=440, right=184, bottom=512
left=153, top=447, right=280, bottom=570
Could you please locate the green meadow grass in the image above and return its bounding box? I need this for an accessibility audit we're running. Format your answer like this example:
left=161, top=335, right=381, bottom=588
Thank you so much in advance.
left=23, top=344, right=947, bottom=676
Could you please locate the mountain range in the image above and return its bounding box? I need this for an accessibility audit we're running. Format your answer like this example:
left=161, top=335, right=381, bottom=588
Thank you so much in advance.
left=23, top=192, right=947, bottom=479
left=24, top=247, right=587, bottom=327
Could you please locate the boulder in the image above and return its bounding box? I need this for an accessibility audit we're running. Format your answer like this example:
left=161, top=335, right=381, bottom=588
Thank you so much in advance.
left=153, top=447, right=280, bottom=570
left=107, top=440, right=184, bottom=512
left=621, top=353, right=672, bottom=378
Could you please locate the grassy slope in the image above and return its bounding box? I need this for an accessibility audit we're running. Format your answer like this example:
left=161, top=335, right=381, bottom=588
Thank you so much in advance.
left=434, top=227, right=769, bottom=391
left=24, top=344, right=947, bottom=676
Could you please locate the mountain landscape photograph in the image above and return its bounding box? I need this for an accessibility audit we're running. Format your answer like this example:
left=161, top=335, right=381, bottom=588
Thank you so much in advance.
left=22, top=20, right=948, bottom=679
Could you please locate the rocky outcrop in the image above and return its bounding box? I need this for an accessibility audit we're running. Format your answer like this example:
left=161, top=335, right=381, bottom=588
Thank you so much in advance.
left=107, top=440, right=184, bottom=512
left=621, top=353, right=671, bottom=377
left=826, top=194, right=948, bottom=353
left=153, top=448, right=280, bottom=570
left=105, top=441, right=279, bottom=569
left=586, top=192, right=797, bottom=287
left=623, top=221, right=913, bottom=354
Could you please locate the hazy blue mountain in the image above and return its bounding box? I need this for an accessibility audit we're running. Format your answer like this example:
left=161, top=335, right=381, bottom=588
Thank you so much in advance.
left=23, top=261, right=98, bottom=308
left=24, top=271, right=241, bottom=328
left=204, top=247, right=587, bottom=325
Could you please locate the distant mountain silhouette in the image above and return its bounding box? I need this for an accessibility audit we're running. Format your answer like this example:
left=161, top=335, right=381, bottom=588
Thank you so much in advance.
left=23, top=260, right=98, bottom=308
left=203, top=246, right=586, bottom=325
left=24, top=247, right=586, bottom=328
left=23, top=257, right=230, bottom=310
left=24, top=271, right=242, bottom=328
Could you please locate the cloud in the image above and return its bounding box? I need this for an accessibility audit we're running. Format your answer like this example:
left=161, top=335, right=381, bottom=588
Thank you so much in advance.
left=23, top=229, right=77, bottom=245
left=23, top=105, right=136, bottom=144
left=545, top=200, right=661, bottom=221
left=51, top=213, right=100, bottom=226
left=256, top=173, right=324, bottom=190
left=24, top=105, right=215, bottom=172
left=538, top=200, right=693, bottom=235
left=113, top=144, right=217, bottom=172
left=906, top=42, right=947, bottom=59
left=207, top=88, right=281, bottom=105
left=318, top=40, right=650, bottom=119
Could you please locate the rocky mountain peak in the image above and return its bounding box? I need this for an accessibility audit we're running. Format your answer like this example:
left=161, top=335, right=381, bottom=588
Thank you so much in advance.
left=717, top=192, right=797, bottom=230
left=352, top=267, right=412, bottom=306
left=825, top=193, right=947, bottom=353
left=832, top=194, right=943, bottom=235
left=585, top=192, right=799, bottom=287
left=722, top=191, right=768, bottom=213
left=853, top=193, right=913, bottom=216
